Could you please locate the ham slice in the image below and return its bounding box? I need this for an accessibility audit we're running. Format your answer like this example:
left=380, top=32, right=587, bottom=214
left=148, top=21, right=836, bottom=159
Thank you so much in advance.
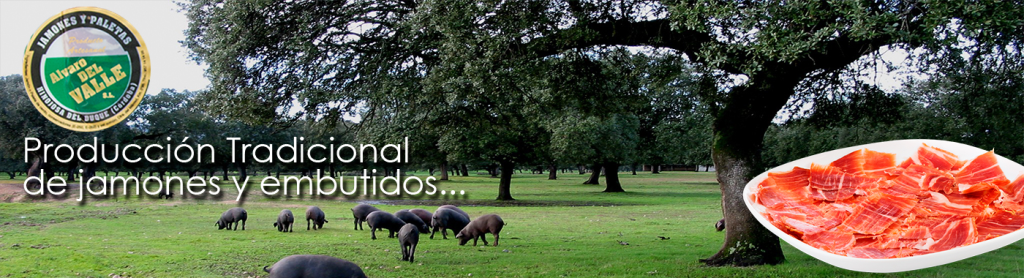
left=976, top=210, right=1024, bottom=241
left=956, top=151, right=1011, bottom=188
left=917, top=144, right=963, bottom=171
left=803, top=229, right=856, bottom=252
left=1001, top=174, right=1024, bottom=202
left=928, top=217, right=977, bottom=252
left=809, top=163, right=883, bottom=192
left=840, top=193, right=918, bottom=234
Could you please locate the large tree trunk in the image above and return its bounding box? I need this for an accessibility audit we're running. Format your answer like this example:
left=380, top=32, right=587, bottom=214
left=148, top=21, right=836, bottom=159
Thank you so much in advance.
left=439, top=162, right=449, bottom=181
left=651, top=164, right=660, bottom=174
left=460, top=164, right=469, bottom=176
left=81, top=163, right=97, bottom=188
left=26, top=154, right=46, bottom=189
left=701, top=72, right=800, bottom=266
left=583, top=163, right=601, bottom=184
left=602, top=162, right=624, bottom=192
left=221, top=164, right=229, bottom=180
left=547, top=164, right=557, bottom=180
left=496, top=160, right=515, bottom=200
left=238, top=163, right=248, bottom=181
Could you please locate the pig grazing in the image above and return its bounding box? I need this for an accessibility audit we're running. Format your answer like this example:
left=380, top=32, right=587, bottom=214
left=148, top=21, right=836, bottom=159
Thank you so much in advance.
left=409, top=208, right=433, bottom=226
left=216, top=207, right=248, bottom=231
left=275, top=209, right=294, bottom=232
left=350, top=204, right=380, bottom=231
left=366, top=211, right=406, bottom=240
left=395, top=209, right=430, bottom=233
left=398, top=223, right=420, bottom=263
left=306, top=206, right=329, bottom=230
left=263, top=255, right=367, bottom=278
left=439, top=205, right=470, bottom=219
left=158, top=191, right=173, bottom=199
left=430, top=207, right=470, bottom=240
left=456, top=214, right=505, bottom=246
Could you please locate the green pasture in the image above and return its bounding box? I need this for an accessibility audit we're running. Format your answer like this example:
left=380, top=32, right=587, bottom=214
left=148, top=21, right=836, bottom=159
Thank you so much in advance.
left=0, top=172, right=1022, bottom=277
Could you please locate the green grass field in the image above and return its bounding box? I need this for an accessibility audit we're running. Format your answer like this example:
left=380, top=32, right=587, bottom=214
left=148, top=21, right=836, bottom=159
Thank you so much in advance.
left=1, top=171, right=1022, bottom=277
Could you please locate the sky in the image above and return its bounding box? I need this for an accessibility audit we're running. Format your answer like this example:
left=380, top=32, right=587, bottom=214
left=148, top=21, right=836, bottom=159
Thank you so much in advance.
left=0, top=0, right=210, bottom=92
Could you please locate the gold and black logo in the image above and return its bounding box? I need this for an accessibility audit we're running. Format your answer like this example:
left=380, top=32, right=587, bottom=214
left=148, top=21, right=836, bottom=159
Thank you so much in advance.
left=23, top=7, right=150, bottom=132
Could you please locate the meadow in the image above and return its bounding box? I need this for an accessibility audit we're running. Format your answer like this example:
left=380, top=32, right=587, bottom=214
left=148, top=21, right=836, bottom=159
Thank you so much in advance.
left=0, top=171, right=1022, bottom=277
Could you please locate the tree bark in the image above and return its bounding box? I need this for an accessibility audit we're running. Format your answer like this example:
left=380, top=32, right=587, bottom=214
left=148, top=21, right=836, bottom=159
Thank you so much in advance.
left=439, top=162, right=449, bottom=181
left=631, top=163, right=638, bottom=175
left=460, top=164, right=469, bottom=176
left=81, top=164, right=97, bottom=188
left=700, top=71, right=800, bottom=266
left=602, top=162, right=624, bottom=192
left=651, top=164, right=660, bottom=174
left=26, top=154, right=44, bottom=189
left=583, top=163, right=601, bottom=184
left=238, top=163, right=248, bottom=181
left=547, top=164, right=557, bottom=180
left=496, top=160, right=515, bottom=200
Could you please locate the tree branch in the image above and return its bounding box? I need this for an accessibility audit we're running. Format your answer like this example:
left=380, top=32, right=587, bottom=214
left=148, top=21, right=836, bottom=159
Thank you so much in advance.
left=516, top=19, right=745, bottom=75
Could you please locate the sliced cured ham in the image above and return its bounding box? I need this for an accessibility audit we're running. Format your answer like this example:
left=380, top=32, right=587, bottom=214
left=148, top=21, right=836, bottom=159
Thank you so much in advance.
left=809, top=187, right=857, bottom=201
left=845, top=247, right=906, bottom=259
left=956, top=151, right=1011, bottom=187
left=1001, top=174, right=1024, bottom=203
left=917, top=144, right=963, bottom=171
left=809, top=163, right=883, bottom=191
left=893, top=164, right=955, bottom=194
left=803, top=229, right=856, bottom=252
left=916, top=192, right=974, bottom=216
left=840, top=193, right=918, bottom=234
left=976, top=210, right=1024, bottom=241
left=754, top=143, right=1024, bottom=259
left=928, top=217, right=976, bottom=252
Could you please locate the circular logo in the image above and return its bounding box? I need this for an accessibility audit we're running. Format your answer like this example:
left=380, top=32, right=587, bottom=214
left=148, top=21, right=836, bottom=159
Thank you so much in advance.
left=23, top=7, right=149, bottom=132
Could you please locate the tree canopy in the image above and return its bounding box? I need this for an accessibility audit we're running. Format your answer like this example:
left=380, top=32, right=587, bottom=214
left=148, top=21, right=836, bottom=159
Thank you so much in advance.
left=181, top=0, right=1024, bottom=267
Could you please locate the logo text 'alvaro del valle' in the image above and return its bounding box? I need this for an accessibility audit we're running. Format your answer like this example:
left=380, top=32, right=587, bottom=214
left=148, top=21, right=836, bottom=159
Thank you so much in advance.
left=23, top=7, right=150, bottom=132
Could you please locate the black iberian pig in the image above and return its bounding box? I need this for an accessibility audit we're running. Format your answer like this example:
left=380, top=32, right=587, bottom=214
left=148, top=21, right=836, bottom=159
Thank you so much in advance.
left=409, top=208, right=432, bottom=226
left=395, top=209, right=430, bottom=233
left=366, top=211, right=406, bottom=240
left=306, top=206, right=329, bottom=230
left=350, top=204, right=380, bottom=230
left=439, top=205, right=470, bottom=218
left=274, top=209, right=294, bottom=232
left=263, top=255, right=367, bottom=278
left=398, top=223, right=420, bottom=263
left=216, top=207, right=247, bottom=231
left=430, top=207, right=470, bottom=240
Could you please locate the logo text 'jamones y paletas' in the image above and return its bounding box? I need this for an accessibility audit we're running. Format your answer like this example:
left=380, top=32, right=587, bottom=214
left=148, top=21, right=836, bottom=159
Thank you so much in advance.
left=23, top=7, right=150, bottom=132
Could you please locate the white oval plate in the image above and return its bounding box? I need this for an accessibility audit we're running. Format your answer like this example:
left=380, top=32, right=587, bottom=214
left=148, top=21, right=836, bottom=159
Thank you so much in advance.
left=744, top=139, right=1024, bottom=273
